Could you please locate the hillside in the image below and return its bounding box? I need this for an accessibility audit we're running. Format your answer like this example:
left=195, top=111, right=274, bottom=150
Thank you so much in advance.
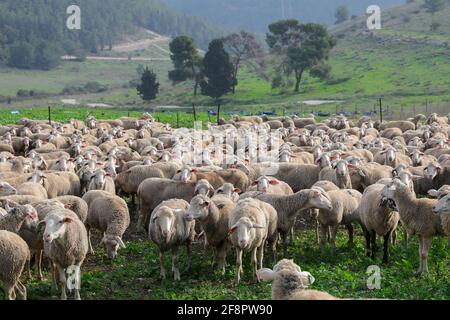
left=160, top=0, right=404, bottom=31
left=0, top=0, right=449, bottom=118
left=0, top=0, right=224, bottom=70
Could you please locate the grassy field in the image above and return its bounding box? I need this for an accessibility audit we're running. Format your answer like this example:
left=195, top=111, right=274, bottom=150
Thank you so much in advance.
left=16, top=207, right=450, bottom=300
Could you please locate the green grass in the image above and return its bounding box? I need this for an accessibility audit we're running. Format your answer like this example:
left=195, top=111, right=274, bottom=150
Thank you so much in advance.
left=14, top=223, right=450, bottom=300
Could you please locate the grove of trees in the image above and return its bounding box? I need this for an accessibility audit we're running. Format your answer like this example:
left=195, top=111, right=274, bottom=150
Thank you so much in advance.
left=0, top=0, right=224, bottom=70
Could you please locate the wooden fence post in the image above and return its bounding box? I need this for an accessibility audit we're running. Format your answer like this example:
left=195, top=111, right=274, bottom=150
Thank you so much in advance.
left=379, top=98, right=383, bottom=123
left=48, top=106, right=52, bottom=125
left=176, top=111, right=180, bottom=128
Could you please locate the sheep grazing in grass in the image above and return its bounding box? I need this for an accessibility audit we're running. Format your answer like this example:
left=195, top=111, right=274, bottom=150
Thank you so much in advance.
left=0, top=230, right=30, bottom=300
left=356, top=184, right=400, bottom=263
left=85, top=194, right=130, bottom=259
left=149, top=199, right=195, bottom=281
left=257, top=259, right=336, bottom=300
left=185, top=194, right=236, bottom=273
left=228, top=198, right=278, bottom=284
left=40, top=210, right=88, bottom=299
left=382, top=179, right=445, bottom=275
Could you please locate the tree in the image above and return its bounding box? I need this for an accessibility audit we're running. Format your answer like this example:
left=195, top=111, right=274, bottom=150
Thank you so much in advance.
left=424, top=0, right=445, bottom=14
left=334, top=5, right=349, bottom=24
left=136, top=67, right=159, bottom=102
left=200, top=39, right=234, bottom=124
left=34, top=42, right=61, bottom=70
left=168, top=36, right=203, bottom=120
left=7, top=42, right=34, bottom=69
left=223, top=31, right=264, bottom=94
left=266, top=19, right=336, bottom=93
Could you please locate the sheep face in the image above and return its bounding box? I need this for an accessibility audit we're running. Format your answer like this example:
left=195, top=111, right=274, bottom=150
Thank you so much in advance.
left=257, top=259, right=315, bottom=290
left=151, top=207, right=177, bottom=243
left=0, top=182, right=17, bottom=196
left=432, top=194, right=450, bottom=215
left=381, top=179, right=407, bottom=200
left=185, top=195, right=210, bottom=221
left=305, top=190, right=333, bottom=211
left=254, top=176, right=279, bottom=193
left=92, top=170, right=107, bottom=189
left=229, top=217, right=264, bottom=249
left=30, top=171, right=46, bottom=185
left=423, top=163, right=441, bottom=180
left=102, top=235, right=126, bottom=259
left=179, top=167, right=194, bottom=183
left=41, top=213, right=72, bottom=243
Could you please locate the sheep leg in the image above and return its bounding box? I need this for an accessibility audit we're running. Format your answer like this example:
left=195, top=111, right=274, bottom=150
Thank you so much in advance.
left=319, top=224, right=328, bottom=255
left=86, top=226, right=95, bottom=254
left=217, top=244, right=227, bottom=275
left=391, top=229, right=397, bottom=246
left=159, top=251, right=166, bottom=280
left=403, top=228, right=409, bottom=250
left=281, top=231, right=288, bottom=257
left=370, top=230, right=377, bottom=261
left=382, top=230, right=392, bottom=264
left=4, top=283, right=15, bottom=300
left=172, top=247, right=180, bottom=281
left=51, top=262, right=59, bottom=291
left=36, top=250, right=43, bottom=281
left=74, top=263, right=82, bottom=300
left=346, top=224, right=354, bottom=245
left=211, top=247, right=217, bottom=268
left=315, top=219, right=320, bottom=245
left=268, top=235, right=278, bottom=263
left=251, top=247, right=259, bottom=282
left=362, top=225, right=371, bottom=257
left=235, top=248, right=243, bottom=284
left=416, top=236, right=424, bottom=274
left=56, top=265, right=67, bottom=300
left=420, top=236, right=432, bottom=276
left=257, top=243, right=264, bottom=272
left=16, top=280, right=27, bottom=300
left=131, top=193, right=135, bottom=205
left=330, top=225, right=339, bottom=257
left=185, top=242, right=191, bottom=271
left=26, top=254, right=32, bottom=280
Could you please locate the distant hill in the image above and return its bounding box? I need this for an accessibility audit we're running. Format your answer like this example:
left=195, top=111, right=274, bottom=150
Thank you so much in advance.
left=160, top=0, right=405, bottom=31
left=0, top=0, right=225, bottom=70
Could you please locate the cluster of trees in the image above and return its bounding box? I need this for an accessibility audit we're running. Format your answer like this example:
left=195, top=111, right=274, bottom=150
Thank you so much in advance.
left=137, top=19, right=335, bottom=122
left=0, top=0, right=224, bottom=70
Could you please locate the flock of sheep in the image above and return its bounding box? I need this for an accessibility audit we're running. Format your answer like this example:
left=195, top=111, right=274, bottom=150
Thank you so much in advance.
left=0, top=111, right=449, bottom=300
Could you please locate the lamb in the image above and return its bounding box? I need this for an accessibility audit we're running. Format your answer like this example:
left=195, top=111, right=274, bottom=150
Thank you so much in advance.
left=40, top=209, right=88, bottom=299
left=149, top=199, right=195, bottom=281
left=185, top=194, right=236, bottom=273
left=213, top=183, right=241, bottom=202
left=85, top=194, right=130, bottom=259
left=317, top=189, right=362, bottom=256
left=247, top=176, right=293, bottom=195
left=137, top=178, right=198, bottom=232
left=228, top=198, right=278, bottom=283
left=54, top=196, right=88, bottom=223
left=356, top=184, right=400, bottom=263
left=0, top=230, right=30, bottom=300
left=0, top=203, right=38, bottom=233
left=87, top=169, right=115, bottom=194
left=318, top=160, right=352, bottom=189
left=176, top=167, right=249, bottom=191
left=432, top=194, right=450, bottom=241
left=349, top=162, right=393, bottom=191
left=115, top=162, right=181, bottom=201
left=381, top=179, right=445, bottom=275
left=240, top=188, right=333, bottom=256
left=257, top=259, right=336, bottom=300
left=29, top=171, right=81, bottom=198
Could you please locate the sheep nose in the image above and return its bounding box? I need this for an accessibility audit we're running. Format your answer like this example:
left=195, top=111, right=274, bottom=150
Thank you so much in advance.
left=239, top=240, right=247, bottom=247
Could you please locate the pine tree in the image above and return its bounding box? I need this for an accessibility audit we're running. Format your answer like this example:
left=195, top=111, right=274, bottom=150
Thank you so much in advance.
left=137, top=67, right=160, bottom=101
left=200, top=39, right=234, bottom=124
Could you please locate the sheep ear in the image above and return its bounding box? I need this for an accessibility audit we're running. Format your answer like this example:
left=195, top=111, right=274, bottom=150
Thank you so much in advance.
left=233, top=188, right=241, bottom=194
left=63, top=217, right=72, bottom=224
left=115, top=236, right=126, bottom=249
left=256, top=268, right=275, bottom=282
left=428, top=189, right=438, bottom=197
left=269, top=179, right=279, bottom=185
left=251, top=181, right=258, bottom=186
left=36, top=221, right=46, bottom=233
left=298, top=271, right=315, bottom=288
left=228, top=225, right=238, bottom=234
